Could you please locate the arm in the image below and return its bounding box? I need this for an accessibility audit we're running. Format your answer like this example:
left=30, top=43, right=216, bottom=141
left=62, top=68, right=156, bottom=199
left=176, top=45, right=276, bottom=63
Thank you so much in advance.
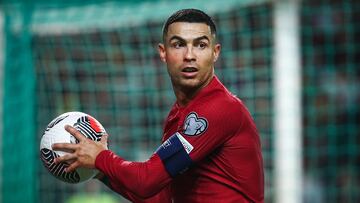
left=95, top=150, right=171, bottom=199
left=97, top=172, right=171, bottom=203
left=94, top=130, right=195, bottom=199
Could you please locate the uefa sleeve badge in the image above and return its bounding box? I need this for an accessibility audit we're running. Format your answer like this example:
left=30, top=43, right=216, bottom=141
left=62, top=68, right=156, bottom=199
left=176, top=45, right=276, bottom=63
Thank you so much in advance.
left=183, top=112, right=208, bottom=136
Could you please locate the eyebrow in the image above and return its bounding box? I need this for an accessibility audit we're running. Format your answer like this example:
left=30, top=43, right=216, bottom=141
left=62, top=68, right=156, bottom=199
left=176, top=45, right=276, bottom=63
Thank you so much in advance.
left=168, top=35, right=210, bottom=43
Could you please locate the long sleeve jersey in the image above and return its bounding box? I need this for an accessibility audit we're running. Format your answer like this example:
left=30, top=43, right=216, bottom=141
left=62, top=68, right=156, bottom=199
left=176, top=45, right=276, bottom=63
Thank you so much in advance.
left=95, top=76, right=264, bottom=203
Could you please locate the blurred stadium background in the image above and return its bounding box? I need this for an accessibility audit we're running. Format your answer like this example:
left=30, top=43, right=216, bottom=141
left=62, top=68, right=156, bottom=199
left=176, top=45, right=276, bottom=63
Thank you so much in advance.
left=0, top=0, right=359, bottom=202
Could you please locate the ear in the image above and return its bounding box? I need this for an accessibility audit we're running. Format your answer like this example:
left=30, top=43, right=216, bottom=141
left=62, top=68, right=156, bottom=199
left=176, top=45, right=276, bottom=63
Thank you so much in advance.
left=158, top=43, right=166, bottom=62
left=213, top=43, right=221, bottom=63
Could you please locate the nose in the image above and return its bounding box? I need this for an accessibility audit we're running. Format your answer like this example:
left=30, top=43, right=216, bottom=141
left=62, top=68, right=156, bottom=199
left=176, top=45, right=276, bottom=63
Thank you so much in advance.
left=184, top=45, right=196, bottom=61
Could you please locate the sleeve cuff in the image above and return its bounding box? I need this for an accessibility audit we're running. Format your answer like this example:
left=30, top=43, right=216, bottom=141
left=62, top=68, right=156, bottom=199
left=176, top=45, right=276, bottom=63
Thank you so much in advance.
left=95, top=150, right=113, bottom=171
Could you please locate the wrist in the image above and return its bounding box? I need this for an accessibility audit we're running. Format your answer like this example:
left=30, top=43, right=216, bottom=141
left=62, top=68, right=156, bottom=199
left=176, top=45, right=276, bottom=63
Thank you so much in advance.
left=95, top=149, right=112, bottom=169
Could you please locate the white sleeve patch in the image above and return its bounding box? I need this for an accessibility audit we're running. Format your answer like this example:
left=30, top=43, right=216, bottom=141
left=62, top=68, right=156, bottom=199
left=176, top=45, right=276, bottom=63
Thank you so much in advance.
left=176, top=132, right=194, bottom=154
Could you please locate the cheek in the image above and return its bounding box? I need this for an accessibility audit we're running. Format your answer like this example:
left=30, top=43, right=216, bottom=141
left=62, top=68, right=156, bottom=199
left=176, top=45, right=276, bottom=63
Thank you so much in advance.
left=166, top=53, right=183, bottom=70
left=199, top=52, right=214, bottom=67
left=165, top=54, right=179, bottom=74
left=166, top=51, right=182, bottom=62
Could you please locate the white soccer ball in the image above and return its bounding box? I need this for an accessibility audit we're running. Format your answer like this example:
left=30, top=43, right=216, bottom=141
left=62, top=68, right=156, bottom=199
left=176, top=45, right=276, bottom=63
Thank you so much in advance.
left=40, top=111, right=107, bottom=184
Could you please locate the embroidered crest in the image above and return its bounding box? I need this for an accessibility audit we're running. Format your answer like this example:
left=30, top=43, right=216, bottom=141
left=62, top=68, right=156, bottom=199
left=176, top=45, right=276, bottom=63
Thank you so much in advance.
left=183, top=112, right=208, bottom=136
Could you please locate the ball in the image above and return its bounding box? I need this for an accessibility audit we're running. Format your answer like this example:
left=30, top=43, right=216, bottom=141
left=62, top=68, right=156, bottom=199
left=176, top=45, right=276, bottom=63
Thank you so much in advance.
left=40, top=111, right=106, bottom=184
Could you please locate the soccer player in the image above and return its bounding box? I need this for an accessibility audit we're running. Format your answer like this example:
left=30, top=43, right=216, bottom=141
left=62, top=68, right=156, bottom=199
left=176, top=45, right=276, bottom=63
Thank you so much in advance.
left=53, top=8, right=264, bottom=203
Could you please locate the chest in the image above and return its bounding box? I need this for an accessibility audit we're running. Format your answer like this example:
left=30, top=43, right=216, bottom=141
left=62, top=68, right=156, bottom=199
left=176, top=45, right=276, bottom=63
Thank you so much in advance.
left=162, top=109, right=184, bottom=142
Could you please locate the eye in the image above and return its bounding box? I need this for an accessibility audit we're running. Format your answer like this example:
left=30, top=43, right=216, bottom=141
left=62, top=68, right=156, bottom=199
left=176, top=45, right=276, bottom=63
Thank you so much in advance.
left=171, top=41, right=185, bottom=49
left=196, top=42, right=208, bottom=49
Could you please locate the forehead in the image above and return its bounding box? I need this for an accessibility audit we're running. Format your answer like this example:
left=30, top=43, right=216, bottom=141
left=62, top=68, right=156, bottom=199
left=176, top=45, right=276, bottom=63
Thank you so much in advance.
left=165, top=22, right=213, bottom=41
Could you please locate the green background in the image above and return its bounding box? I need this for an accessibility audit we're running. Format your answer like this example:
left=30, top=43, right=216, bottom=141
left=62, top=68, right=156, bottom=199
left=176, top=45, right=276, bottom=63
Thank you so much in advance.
left=1, top=0, right=359, bottom=202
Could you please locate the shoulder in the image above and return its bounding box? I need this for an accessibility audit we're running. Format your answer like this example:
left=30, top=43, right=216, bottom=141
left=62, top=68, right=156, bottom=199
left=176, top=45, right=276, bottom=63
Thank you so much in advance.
left=196, top=81, right=247, bottom=117
left=195, top=76, right=245, bottom=112
left=191, top=85, right=249, bottom=132
left=184, top=77, right=257, bottom=132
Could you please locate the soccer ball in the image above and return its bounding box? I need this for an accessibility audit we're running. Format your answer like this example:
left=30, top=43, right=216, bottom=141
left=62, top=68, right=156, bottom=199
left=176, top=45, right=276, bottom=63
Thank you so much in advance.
left=40, top=111, right=106, bottom=184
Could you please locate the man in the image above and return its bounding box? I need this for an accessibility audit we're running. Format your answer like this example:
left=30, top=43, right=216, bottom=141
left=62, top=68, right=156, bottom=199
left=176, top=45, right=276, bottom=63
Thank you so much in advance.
left=53, top=8, right=264, bottom=203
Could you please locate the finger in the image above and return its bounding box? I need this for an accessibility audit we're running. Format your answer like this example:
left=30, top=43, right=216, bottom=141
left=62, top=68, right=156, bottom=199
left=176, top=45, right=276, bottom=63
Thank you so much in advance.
left=54, top=153, right=76, bottom=164
left=65, top=161, right=80, bottom=173
left=65, top=125, right=87, bottom=142
left=54, top=148, right=74, bottom=154
left=52, top=143, right=77, bottom=151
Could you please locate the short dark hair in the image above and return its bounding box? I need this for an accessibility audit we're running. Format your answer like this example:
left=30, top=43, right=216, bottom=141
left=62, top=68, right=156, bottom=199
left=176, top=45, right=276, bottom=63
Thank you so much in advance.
left=162, top=8, right=217, bottom=40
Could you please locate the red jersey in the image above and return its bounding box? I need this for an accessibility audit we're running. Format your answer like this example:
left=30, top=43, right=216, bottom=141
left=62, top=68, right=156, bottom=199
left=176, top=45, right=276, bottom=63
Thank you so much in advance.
left=95, top=76, right=264, bottom=203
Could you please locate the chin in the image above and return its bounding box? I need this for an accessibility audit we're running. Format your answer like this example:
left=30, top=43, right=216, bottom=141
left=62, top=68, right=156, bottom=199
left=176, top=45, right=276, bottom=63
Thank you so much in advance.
left=179, top=79, right=203, bottom=90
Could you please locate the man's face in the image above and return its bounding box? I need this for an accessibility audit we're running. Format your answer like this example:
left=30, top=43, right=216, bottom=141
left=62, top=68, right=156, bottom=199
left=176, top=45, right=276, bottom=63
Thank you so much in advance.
left=158, top=22, right=220, bottom=92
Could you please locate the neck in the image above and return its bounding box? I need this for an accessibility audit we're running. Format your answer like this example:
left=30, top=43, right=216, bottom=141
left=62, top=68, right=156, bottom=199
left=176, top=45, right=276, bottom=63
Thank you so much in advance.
left=174, top=88, right=198, bottom=107
left=174, top=76, right=214, bottom=107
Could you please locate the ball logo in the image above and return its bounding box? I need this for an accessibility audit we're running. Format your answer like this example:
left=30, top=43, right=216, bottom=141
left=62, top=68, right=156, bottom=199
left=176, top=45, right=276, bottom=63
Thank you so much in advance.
left=183, top=112, right=208, bottom=136
left=46, top=115, right=68, bottom=131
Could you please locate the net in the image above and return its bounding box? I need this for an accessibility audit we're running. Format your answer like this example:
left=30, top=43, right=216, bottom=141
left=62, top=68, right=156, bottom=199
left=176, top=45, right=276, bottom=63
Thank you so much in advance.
left=301, top=0, right=360, bottom=202
left=2, top=0, right=359, bottom=203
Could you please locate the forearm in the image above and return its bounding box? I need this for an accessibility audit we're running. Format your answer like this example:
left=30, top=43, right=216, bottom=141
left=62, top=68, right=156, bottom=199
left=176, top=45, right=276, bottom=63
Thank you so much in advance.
left=98, top=175, right=134, bottom=200
left=99, top=175, right=171, bottom=203
left=95, top=150, right=171, bottom=199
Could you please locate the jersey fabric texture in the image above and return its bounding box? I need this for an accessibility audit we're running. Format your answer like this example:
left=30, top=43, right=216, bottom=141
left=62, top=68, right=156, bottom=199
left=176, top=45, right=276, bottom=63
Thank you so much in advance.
left=95, top=76, right=264, bottom=203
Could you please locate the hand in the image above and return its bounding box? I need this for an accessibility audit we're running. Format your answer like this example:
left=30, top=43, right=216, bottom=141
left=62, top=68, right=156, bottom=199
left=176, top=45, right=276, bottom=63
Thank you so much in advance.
left=52, top=125, right=109, bottom=173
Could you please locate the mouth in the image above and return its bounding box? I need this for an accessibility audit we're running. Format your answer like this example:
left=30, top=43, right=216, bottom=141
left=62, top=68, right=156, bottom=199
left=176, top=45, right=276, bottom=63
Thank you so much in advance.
left=181, top=66, right=198, bottom=78
left=182, top=67, right=198, bottom=73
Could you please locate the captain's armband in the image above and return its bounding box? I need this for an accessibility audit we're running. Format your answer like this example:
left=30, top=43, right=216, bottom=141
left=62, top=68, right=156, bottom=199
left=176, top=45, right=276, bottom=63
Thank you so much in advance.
left=155, top=133, right=194, bottom=177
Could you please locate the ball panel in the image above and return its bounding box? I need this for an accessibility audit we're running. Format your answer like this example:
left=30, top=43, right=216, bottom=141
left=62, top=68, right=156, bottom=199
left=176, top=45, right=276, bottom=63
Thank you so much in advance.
left=74, top=115, right=106, bottom=142
left=40, top=148, right=80, bottom=183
